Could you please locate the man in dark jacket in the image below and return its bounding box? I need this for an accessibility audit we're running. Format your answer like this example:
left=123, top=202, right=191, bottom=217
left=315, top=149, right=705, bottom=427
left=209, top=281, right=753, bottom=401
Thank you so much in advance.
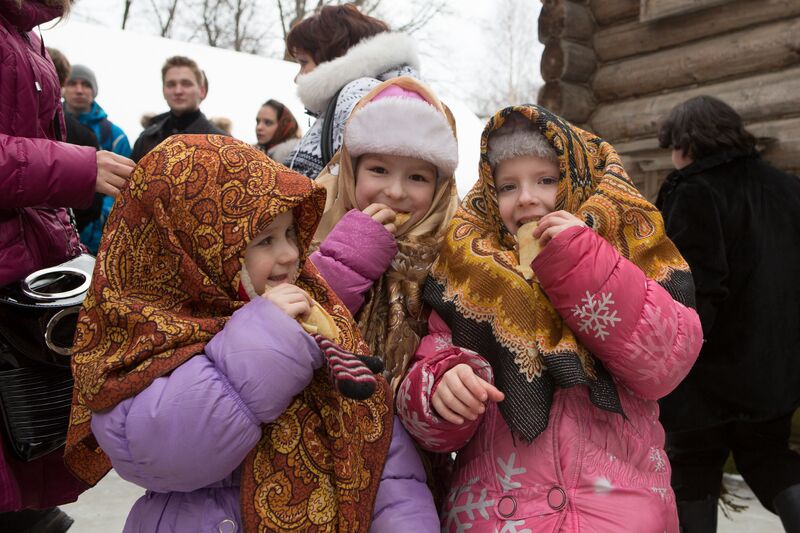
left=131, top=56, right=227, bottom=163
left=656, top=95, right=800, bottom=533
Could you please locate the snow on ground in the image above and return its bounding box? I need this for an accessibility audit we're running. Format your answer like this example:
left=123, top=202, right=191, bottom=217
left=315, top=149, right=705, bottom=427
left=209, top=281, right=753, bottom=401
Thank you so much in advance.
left=61, top=471, right=782, bottom=532
left=41, top=21, right=483, bottom=197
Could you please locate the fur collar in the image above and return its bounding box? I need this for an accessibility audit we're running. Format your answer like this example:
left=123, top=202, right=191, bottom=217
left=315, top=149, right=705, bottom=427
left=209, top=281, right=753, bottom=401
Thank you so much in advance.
left=296, top=32, right=419, bottom=115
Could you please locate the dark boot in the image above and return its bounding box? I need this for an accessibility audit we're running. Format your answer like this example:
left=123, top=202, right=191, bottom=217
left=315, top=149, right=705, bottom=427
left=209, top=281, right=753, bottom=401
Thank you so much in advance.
left=677, top=497, right=718, bottom=533
left=0, top=507, right=74, bottom=533
left=775, top=484, right=800, bottom=533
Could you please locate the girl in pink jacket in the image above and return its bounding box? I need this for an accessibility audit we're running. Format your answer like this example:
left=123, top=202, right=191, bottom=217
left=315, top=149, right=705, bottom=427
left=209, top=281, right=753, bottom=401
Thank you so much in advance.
left=310, top=77, right=459, bottom=393
left=397, top=106, right=704, bottom=533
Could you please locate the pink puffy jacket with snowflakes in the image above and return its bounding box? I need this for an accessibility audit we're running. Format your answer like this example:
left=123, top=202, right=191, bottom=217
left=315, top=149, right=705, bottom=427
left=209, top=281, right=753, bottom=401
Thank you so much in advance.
left=397, top=227, right=703, bottom=533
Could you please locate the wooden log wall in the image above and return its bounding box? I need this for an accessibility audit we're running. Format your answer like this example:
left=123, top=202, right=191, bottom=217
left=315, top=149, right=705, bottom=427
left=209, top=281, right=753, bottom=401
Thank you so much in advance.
left=538, top=0, right=800, bottom=199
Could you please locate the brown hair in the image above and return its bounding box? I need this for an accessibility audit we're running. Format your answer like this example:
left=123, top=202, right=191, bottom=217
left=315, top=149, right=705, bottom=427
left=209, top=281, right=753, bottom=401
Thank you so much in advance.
left=286, top=3, right=389, bottom=65
left=47, top=46, right=70, bottom=87
left=161, top=56, right=204, bottom=87
left=658, top=95, right=756, bottom=161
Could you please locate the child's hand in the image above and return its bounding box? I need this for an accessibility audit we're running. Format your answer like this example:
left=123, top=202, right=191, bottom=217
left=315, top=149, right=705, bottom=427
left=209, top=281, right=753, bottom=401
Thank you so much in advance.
left=533, top=210, right=587, bottom=247
left=263, top=283, right=312, bottom=319
left=432, top=364, right=505, bottom=425
left=362, top=203, right=397, bottom=235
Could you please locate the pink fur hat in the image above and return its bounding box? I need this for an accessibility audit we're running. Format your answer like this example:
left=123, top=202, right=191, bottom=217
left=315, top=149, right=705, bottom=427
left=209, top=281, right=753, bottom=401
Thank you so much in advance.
left=344, top=83, right=458, bottom=176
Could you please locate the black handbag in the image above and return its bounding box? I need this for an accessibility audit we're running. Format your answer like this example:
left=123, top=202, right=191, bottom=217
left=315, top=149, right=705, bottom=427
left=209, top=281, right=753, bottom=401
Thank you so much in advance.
left=0, top=254, right=94, bottom=461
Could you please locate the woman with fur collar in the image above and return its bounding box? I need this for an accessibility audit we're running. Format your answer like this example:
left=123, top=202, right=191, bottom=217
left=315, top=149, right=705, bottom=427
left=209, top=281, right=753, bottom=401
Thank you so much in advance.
left=285, top=4, right=420, bottom=179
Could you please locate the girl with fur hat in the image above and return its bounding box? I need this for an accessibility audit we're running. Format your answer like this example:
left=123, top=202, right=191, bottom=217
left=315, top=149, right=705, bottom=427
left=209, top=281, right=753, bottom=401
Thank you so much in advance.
left=309, top=76, right=459, bottom=394
left=396, top=106, right=704, bottom=532
left=64, top=134, right=439, bottom=532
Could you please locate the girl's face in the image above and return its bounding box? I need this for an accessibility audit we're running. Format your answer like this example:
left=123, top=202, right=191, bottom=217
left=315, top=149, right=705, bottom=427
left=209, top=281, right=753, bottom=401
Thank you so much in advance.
left=255, top=105, right=279, bottom=145
left=293, top=50, right=317, bottom=83
left=354, top=153, right=438, bottom=228
left=494, top=155, right=560, bottom=235
left=244, top=210, right=300, bottom=295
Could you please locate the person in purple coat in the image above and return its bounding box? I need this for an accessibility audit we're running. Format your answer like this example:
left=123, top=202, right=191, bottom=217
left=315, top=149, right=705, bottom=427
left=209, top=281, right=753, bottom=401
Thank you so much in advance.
left=0, top=1, right=133, bottom=530
left=63, top=134, right=439, bottom=532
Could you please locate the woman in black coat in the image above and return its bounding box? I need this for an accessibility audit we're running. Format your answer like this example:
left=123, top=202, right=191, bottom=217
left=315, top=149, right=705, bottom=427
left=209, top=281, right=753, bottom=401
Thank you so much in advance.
left=656, top=95, right=800, bottom=533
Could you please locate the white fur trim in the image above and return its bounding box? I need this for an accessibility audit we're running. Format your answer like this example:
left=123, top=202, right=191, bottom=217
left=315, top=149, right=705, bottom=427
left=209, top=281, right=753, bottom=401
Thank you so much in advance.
left=239, top=265, right=260, bottom=300
left=267, top=138, right=300, bottom=166
left=296, top=32, right=420, bottom=114
left=345, top=98, right=458, bottom=176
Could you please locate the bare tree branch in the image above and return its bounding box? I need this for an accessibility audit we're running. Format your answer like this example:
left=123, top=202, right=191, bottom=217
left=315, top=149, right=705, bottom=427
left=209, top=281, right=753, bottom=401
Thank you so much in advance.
left=122, top=0, right=134, bottom=29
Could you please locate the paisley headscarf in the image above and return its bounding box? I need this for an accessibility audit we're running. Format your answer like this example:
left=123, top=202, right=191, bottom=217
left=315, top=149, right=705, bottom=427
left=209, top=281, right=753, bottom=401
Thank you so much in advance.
left=313, top=77, right=459, bottom=392
left=425, top=105, right=695, bottom=442
left=64, top=134, right=392, bottom=532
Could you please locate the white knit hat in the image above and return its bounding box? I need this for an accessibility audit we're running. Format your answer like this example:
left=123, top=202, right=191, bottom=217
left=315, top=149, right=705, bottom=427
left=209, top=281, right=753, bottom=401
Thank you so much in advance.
left=344, top=84, right=458, bottom=177
left=487, top=113, right=557, bottom=169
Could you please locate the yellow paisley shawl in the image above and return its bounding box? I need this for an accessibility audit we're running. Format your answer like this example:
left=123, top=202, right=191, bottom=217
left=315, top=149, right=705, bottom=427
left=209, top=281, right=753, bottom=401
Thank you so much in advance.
left=64, top=135, right=392, bottom=532
left=425, top=105, right=694, bottom=441
left=313, top=77, right=459, bottom=393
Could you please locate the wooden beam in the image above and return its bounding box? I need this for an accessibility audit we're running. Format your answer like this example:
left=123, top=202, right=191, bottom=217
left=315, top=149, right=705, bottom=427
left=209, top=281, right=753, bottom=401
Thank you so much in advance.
left=593, top=17, right=800, bottom=101
left=538, top=81, right=596, bottom=123
left=590, top=66, right=800, bottom=141
left=541, top=40, right=597, bottom=83
left=539, top=0, right=595, bottom=44
left=594, top=0, right=800, bottom=62
left=590, top=0, right=639, bottom=27
left=640, top=0, right=729, bottom=22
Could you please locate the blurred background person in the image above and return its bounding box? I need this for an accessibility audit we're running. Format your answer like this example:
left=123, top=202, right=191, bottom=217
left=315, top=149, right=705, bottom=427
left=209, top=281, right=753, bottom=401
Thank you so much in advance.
left=48, top=46, right=104, bottom=238
left=62, top=63, right=131, bottom=158
left=254, top=99, right=301, bottom=165
left=656, top=95, right=800, bottom=533
left=210, top=116, right=233, bottom=135
left=131, top=56, right=227, bottom=162
left=62, top=62, right=132, bottom=253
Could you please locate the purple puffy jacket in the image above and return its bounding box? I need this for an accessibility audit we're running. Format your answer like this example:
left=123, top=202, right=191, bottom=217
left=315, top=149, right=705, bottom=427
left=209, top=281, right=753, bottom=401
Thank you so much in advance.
left=91, top=297, right=439, bottom=532
left=0, top=0, right=96, bottom=512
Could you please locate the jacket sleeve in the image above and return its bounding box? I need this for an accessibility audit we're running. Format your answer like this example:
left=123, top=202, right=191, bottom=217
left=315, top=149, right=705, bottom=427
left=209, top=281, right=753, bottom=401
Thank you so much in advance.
left=396, top=312, right=494, bottom=453
left=370, top=416, right=439, bottom=532
left=532, top=226, right=703, bottom=400
left=110, top=124, right=132, bottom=159
left=90, top=297, right=323, bottom=492
left=0, top=132, right=96, bottom=209
left=661, top=180, right=728, bottom=336
left=310, top=209, right=397, bottom=315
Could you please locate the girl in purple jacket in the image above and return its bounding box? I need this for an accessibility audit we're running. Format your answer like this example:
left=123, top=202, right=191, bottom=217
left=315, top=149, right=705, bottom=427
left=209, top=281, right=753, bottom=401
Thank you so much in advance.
left=396, top=107, right=704, bottom=532
left=64, top=135, right=438, bottom=532
left=310, top=76, right=459, bottom=394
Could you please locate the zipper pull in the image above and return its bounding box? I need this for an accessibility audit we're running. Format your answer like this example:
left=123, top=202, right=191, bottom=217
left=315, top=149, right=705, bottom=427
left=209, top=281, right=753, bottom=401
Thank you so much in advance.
left=35, top=81, right=42, bottom=92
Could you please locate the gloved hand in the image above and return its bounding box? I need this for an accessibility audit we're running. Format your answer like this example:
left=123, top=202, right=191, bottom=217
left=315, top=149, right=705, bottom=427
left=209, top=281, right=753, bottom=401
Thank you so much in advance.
left=311, top=334, right=384, bottom=400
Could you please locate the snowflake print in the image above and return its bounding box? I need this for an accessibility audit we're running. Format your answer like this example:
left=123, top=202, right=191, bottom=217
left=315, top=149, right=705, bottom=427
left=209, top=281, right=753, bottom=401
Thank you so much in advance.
left=496, top=453, right=527, bottom=492
left=649, top=447, right=667, bottom=473
left=433, top=334, right=451, bottom=352
left=445, top=477, right=495, bottom=533
left=572, top=291, right=621, bottom=341
left=495, top=521, right=532, bottom=533
left=651, top=487, right=668, bottom=502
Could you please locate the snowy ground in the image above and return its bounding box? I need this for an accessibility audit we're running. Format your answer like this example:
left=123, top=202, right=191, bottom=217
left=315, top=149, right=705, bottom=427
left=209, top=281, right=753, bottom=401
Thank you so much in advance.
left=61, top=471, right=782, bottom=532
